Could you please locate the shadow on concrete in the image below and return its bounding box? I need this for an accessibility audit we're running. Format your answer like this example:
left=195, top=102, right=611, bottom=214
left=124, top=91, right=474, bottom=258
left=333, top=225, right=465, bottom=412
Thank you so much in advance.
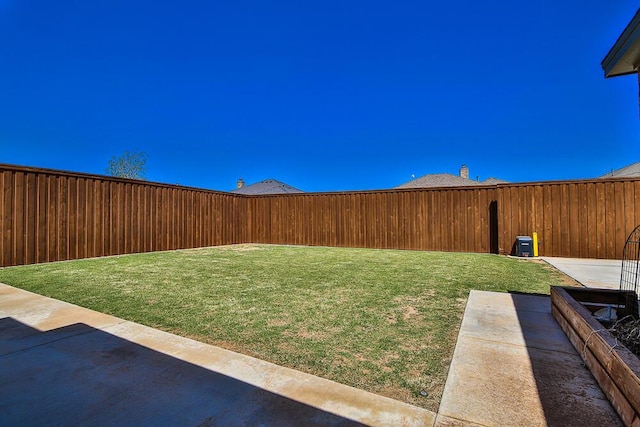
left=509, top=291, right=623, bottom=426
left=0, top=317, right=364, bottom=426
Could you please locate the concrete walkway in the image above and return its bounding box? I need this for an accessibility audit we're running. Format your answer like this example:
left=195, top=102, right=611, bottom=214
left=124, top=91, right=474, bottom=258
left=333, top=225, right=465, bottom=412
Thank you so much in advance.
left=541, top=257, right=621, bottom=289
left=0, top=284, right=434, bottom=426
left=438, top=290, right=621, bottom=426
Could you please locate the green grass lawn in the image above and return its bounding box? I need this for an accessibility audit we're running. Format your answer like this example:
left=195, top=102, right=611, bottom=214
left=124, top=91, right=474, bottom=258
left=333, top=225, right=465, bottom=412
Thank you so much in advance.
left=0, top=244, right=572, bottom=411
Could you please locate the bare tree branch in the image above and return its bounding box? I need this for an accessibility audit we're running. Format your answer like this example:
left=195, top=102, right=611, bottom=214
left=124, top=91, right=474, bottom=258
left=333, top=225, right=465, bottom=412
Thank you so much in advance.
left=105, top=151, right=148, bottom=180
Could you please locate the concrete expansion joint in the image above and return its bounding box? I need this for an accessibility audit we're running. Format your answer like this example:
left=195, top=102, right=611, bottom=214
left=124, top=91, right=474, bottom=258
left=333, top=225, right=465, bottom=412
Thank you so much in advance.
left=465, top=334, right=578, bottom=356
left=101, top=319, right=128, bottom=330
left=465, top=335, right=526, bottom=349
left=435, top=413, right=490, bottom=426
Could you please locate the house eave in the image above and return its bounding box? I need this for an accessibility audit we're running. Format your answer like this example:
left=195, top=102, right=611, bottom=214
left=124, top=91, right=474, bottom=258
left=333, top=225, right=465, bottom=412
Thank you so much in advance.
left=602, top=9, right=640, bottom=78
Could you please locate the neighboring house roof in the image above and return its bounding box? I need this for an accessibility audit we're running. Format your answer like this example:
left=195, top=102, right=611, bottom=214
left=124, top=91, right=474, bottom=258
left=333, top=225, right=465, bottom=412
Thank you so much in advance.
left=395, top=167, right=509, bottom=189
left=599, top=162, right=640, bottom=178
left=395, top=173, right=485, bottom=189
left=602, top=9, right=640, bottom=78
left=230, top=179, right=303, bottom=195
left=482, top=177, right=509, bottom=185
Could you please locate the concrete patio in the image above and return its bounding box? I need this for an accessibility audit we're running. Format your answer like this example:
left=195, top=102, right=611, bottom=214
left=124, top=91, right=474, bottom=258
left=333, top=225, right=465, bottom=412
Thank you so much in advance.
left=0, top=284, right=432, bottom=426
left=0, top=257, right=625, bottom=426
left=541, top=257, right=621, bottom=289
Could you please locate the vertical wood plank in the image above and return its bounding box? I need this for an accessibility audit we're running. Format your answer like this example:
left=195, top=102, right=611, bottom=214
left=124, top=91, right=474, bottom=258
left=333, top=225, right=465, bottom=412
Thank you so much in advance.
left=623, top=181, right=636, bottom=253
left=2, top=171, right=14, bottom=266
left=586, top=182, right=597, bottom=258
left=569, top=183, right=580, bottom=258
left=36, top=174, right=47, bottom=263
left=614, top=181, right=626, bottom=259
left=634, top=181, right=640, bottom=242
left=5, top=164, right=640, bottom=265
left=24, top=172, right=37, bottom=265
left=605, top=182, right=616, bottom=259
left=65, top=177, right=76, bottom=260
left=13, top=172, right=25, bottom=265
left=577, top=183, right=588, bottom=258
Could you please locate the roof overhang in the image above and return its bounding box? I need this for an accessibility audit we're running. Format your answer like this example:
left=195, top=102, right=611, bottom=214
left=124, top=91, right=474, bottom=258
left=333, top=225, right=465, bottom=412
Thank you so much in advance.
left=602, top=9, right=640, bottom=78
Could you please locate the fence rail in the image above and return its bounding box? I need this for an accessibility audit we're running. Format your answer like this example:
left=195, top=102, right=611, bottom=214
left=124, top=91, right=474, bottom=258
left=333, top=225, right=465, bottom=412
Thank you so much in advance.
left=1, top=164, right=639, bottom=267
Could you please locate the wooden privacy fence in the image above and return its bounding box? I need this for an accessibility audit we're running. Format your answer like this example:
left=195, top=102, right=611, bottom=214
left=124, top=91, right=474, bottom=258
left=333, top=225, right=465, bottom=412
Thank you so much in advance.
left=1, top=163, right=640, bottom=267
left=245, top=188, right=498, bottom=253
left=498, top=179, right=640, bottom=259
left=0, top=165, right=245, bottom=267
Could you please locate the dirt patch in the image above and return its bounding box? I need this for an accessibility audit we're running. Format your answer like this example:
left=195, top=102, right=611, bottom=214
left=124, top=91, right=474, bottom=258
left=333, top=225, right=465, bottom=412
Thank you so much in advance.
left=379, top=352, right=400, bottom=364
left=399, top=336, right=436, bottom=353
left=217, top=244, right=265, bottom=251
left=393, top=296, right=425, bottom=322
left=297, top=329, right=327, bottom=340
left=329, top=355, right=352, bottom=369
left=376, top=384, right=412, bottom=402
left=282, top=328, right=329, bottom=341
left=541, top=262, right=582, bottom=287
left=375, top=384, right=439, bottom=412
left=403, top=306, right=418, bottom=320
left=267, top=318, right=289, bottom=327
left=556, top=272, right=582, bottom=287
left=355, top=353, right=367, bottom=362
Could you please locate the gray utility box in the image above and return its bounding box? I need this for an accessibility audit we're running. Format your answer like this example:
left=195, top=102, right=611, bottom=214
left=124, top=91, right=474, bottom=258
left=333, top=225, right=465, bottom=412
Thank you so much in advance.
left=515, top=236, right=533, bottom=257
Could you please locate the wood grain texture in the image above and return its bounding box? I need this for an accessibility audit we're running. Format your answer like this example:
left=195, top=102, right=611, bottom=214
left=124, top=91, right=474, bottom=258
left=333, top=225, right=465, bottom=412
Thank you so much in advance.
left=2, top=164, right=640, bottom=266
left=0, top=165, right=242, bottom=266
left=551, top=286, right=640, bottom=425
left=552, top=304, right=637, bottom=426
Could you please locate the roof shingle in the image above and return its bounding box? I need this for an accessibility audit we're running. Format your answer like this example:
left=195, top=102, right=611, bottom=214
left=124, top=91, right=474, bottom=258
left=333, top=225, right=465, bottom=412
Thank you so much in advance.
left=395, top=173, right=485, bottom=189
left=599, top=162, right=640, bottom=178
left=230, top=179, right=303, bottom=195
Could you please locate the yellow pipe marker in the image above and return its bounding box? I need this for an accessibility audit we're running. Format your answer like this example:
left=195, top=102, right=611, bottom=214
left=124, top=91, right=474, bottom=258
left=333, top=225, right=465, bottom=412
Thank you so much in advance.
left=532, top=232, right=539, bottom=257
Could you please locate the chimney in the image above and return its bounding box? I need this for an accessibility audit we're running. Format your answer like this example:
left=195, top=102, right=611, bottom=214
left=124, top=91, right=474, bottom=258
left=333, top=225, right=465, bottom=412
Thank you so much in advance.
left=236, top=178, right=245, bottom=189
left=459, top=165, right=469, bottom=179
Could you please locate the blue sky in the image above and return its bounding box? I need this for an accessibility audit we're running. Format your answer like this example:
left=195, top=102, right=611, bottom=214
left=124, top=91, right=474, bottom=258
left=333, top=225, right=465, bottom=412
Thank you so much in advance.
left=1, top=1, right=639, bottom=192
